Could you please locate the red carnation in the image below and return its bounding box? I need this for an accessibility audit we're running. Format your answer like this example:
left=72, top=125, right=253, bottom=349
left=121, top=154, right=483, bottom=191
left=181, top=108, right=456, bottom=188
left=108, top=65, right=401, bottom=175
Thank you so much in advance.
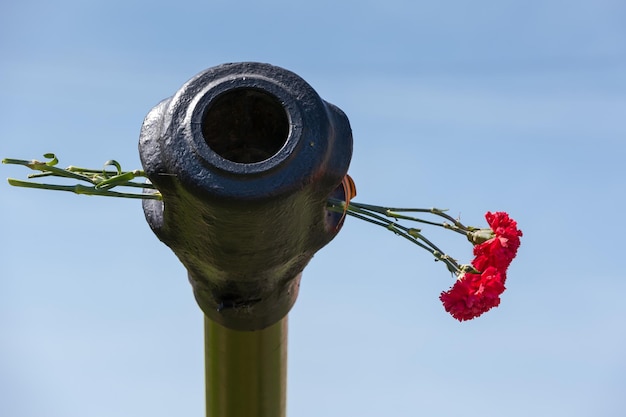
left=472, top=211, right=522, bottom=273
left=440, top=266, right=506, bottom=321
left=441, top=211, right=521, bottom=321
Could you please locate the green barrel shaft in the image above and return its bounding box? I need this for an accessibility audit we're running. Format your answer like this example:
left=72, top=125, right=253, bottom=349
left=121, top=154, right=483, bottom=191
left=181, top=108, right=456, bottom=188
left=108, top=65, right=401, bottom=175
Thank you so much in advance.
left=205, top=316, right=288, bottom=417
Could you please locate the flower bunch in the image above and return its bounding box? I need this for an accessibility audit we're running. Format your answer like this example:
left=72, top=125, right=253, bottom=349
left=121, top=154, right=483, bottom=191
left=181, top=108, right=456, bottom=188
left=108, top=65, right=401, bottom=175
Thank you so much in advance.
left=4, top=155, right=523, bottom=321
left=440, top=211, right=522, bottom=321
left=328, top=176, right=522, bottom=322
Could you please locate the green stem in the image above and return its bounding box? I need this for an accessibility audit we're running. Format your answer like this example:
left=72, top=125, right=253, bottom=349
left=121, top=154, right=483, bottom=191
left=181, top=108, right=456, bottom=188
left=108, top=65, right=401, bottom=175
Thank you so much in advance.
left=328, top=199, right=462, bottom=274
left=4, top=158, right=97, bottom=184
left=3, top=156, right=160, bottom=199
left=7, top=178, right=162, bottom=200
left=347, top=200, right=469, bottom=234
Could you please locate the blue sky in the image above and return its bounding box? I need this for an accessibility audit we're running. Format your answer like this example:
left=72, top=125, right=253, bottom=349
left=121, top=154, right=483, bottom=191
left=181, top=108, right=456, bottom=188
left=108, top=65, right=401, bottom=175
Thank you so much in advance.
left=1, top=1, right=625, bottom=416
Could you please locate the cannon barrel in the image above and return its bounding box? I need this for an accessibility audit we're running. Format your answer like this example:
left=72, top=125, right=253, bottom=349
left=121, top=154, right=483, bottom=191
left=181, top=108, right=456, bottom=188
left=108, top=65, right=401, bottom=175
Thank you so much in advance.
left=139, top=62, right=353, bottom=331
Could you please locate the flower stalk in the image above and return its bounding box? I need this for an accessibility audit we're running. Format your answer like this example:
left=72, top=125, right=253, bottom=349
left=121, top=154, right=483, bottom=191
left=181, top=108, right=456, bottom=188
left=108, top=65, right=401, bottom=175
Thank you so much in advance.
left=2, top=154, right=162, bottom=200
left=327, top=197, right=467, bottom=274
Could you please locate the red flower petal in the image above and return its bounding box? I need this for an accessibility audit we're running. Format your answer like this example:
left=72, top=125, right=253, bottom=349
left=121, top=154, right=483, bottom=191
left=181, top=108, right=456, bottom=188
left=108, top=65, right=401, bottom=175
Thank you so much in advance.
left=472, top=211, right=522, bottom=273
left=485, top=211, right=522, bottom=253
left=440, top=267, right=506, bottom=321
left=441, top=211, right=521, bottom=321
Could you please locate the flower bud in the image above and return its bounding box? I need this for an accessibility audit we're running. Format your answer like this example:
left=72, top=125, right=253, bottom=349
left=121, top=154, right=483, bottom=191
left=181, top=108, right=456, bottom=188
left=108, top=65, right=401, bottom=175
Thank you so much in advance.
left=467, top=228, right=494, bottom=245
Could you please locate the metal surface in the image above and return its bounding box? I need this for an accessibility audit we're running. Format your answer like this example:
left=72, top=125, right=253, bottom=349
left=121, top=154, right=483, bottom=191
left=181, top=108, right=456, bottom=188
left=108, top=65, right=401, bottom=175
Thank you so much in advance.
left=138, top=62, right=353, bottom=417
left=139, top=62, right=353, bottom=331
left=205, top=316, right=287, bottom=417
